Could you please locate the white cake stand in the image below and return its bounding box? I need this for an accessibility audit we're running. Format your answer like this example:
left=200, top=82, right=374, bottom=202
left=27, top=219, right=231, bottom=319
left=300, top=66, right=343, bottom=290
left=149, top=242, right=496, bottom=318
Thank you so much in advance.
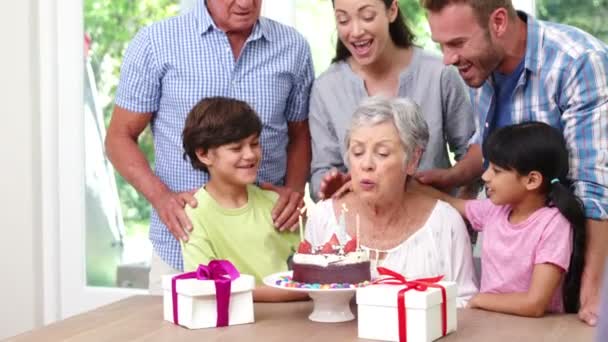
left=263, top=271, right=358, bottom=323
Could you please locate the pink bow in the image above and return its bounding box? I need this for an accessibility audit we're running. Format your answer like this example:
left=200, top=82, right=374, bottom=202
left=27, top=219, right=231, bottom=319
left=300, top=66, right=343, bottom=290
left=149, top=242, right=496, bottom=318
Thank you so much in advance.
left=171, top=260, right=240, bottom=327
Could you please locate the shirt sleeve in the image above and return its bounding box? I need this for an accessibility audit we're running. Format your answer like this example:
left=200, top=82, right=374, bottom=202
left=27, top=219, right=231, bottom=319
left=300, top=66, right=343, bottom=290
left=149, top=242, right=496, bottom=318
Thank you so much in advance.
left=464, top=199, right=498, bottom=232
left=114, top=26, right=162, bottom=113
left=309, top=82, right=348, bottom=199
left=442, top=203, right=479, bottom=308
left=467, top=88, right=483, bottom=146
left=440, top=66, right=476, bottom=161
left=284, top=40, right=314, bottom=122
left=560, top=51, right=608, bottom=220
left=181, top=208, right=217, bottom=272
left=534, top=213, right=573, bottom=272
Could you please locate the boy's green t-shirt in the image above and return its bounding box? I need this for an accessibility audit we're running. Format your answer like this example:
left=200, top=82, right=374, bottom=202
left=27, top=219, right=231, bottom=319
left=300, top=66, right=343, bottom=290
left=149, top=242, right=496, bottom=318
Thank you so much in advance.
left=182, top=184, right=299, bottom=284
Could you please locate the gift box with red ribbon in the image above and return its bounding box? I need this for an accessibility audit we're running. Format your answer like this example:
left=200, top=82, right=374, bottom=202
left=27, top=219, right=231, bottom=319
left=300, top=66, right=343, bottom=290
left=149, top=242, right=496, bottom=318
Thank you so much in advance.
left=162, top=260, right=255, bottom=329
left=356, top=267, right=457, bottom=342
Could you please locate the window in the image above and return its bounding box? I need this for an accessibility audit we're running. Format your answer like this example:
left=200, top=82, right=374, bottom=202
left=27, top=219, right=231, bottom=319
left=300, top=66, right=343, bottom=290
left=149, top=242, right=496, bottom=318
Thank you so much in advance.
left=537, top=0, right=608, bottom=42
left=84, top=0, right=180, bottom=289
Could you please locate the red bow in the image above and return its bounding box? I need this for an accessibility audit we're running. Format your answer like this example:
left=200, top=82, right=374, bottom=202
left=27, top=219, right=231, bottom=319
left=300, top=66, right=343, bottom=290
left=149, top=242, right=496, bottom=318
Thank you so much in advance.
left=373, top=267, right=447, bottom=342
left=171, top=260, right=240, bottom=327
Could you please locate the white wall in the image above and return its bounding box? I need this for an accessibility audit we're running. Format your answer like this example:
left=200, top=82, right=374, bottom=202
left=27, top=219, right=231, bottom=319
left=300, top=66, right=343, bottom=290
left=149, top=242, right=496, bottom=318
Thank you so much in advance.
left=0, top=0, right=43, bottom=339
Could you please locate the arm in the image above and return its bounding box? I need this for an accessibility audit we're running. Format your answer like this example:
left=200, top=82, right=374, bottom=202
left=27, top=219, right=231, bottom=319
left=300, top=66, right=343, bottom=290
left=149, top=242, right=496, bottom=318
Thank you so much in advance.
left=262, top=45, right=314, bottom=231
left=107, top=26, right=195, bottom=241
left=284, top=42, right=314, bottom=194
left=309, top=82, right=348, bottom=200
left=415, top=144, right=484, bottom=190
left=408, top=179, right=467, bottom=217
left=469, top=264, right=563, bottom=317
left=445, top=208, right=479, bottom=307
left=441, top=66, right=476, bottom=163
left=579, top=219, right=608, bottom=325
left=284, top=120, right=311, bottom=194
left=262, top=120, right=310, bottom=231
left=559, top=51, right=608, bottom=325
left=105, top=106, right=195, bottom=241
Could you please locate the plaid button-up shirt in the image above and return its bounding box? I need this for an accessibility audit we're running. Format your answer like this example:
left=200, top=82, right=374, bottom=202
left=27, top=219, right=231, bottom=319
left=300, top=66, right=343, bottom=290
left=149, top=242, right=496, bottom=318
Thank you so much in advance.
left=114, top=2, right=314, bottom=270
left=470, top=13, right=608, bottom=220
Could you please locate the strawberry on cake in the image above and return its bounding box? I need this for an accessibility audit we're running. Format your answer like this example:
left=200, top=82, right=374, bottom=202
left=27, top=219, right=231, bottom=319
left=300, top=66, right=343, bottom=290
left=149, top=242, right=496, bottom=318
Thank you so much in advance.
left=292, top=233, right=371, bottom=284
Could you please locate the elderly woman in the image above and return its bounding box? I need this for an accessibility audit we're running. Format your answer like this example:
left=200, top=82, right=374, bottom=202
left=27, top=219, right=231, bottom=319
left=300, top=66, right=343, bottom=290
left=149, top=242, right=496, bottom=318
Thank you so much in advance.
left=305, top=97, right=478, bottom=307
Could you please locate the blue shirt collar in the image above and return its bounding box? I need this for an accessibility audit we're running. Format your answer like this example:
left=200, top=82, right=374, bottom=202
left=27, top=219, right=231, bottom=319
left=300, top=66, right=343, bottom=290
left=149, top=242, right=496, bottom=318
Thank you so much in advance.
left=519, top=11, right=543, bottom=75
left=193, top=1, right=272, bottom=42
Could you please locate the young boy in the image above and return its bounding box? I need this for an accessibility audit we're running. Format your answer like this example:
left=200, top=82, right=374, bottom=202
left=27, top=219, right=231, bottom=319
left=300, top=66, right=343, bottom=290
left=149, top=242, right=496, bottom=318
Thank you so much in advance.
left=181, top=97, right=305, bottom=302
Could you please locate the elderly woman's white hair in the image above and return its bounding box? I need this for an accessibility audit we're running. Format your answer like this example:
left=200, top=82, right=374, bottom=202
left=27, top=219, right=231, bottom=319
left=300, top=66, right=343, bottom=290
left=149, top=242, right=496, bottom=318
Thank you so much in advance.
left=345, top=96, right=429, bottom=166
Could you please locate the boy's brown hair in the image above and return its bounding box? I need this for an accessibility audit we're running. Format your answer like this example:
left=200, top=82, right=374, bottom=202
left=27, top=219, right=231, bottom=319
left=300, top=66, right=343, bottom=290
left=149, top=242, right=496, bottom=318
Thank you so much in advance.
left=420, top=0, right=516, bottom=26
left=182, top=97, right=262, bottom=172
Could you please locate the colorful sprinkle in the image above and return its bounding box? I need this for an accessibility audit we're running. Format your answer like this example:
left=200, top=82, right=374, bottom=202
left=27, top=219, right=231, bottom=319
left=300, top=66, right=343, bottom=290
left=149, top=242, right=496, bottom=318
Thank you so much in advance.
left=273, top=275, right=370, bottom=289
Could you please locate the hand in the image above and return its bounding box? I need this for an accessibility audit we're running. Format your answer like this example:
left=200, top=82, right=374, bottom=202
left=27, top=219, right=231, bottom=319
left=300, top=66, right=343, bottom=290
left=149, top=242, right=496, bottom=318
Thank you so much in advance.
left=414, top=168, right=457, bottom=191
left=152, top=189, right=198, bottom=242
left=260, top=182, right=304, bottom=232
left=578, top=271, right=600, bottom=326
left=318, top=169, right=351, bottom=200
left=466, top=294, right=480, bottom=309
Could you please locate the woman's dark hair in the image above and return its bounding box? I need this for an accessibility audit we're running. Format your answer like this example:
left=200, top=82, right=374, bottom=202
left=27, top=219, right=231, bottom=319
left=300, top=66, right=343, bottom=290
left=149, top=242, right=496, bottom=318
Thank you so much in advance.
left=483, top=122, right=586, bottom=313
left=182, top=97, right=262, bottom=172
left=331, top=0, right=416, bottom=63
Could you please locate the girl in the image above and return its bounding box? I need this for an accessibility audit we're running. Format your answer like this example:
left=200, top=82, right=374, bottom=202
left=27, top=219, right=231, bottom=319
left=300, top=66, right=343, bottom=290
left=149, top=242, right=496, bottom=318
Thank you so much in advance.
left=416, top=121, right=585, bottom=316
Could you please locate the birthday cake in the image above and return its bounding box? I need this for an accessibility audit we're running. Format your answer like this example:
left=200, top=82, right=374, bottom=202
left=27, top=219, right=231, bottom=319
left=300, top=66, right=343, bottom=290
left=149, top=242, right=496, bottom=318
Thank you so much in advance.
left=292, top=234, right=371, bottom=284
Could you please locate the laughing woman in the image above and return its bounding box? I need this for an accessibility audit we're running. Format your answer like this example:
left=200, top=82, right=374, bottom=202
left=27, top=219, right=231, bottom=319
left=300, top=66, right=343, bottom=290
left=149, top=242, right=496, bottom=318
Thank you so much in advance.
left=310, top=0, right=476, bottom=199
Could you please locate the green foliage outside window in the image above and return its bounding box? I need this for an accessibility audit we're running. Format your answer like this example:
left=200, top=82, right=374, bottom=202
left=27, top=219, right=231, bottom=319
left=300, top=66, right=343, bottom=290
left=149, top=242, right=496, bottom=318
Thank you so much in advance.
left=536, top=0, right=608, bottom=42
left=85, top=0, right=179, bottom=231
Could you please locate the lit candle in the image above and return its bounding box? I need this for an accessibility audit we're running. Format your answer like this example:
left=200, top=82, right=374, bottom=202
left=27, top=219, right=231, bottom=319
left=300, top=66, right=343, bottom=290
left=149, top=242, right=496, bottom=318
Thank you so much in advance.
left=356, top=213, right=360, bottom=250
left=298, top=214, right=304, bottom=242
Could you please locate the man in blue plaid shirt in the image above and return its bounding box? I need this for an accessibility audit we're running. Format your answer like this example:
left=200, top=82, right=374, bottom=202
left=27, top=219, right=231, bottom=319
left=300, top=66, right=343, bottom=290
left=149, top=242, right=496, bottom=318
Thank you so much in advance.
left=419, top=0, right=608, bottom=326
left=105, top=0, right=314, bottom=293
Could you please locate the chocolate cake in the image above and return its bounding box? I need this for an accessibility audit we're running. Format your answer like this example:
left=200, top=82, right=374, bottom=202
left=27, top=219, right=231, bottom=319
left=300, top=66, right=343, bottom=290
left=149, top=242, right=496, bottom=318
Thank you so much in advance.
left=291, top=234, right=371, bottom=284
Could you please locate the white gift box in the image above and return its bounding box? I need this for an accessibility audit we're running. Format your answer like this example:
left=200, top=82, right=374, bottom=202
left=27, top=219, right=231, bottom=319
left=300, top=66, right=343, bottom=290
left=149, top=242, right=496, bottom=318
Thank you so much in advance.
left=356, top=281, right=457, bottom=342
left=162, top=273, right=255, bottom=329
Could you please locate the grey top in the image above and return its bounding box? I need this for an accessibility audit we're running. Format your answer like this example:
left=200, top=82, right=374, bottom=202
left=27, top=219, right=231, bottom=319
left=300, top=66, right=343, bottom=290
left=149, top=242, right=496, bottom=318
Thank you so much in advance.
left=309, top=47, right=475, bottom=198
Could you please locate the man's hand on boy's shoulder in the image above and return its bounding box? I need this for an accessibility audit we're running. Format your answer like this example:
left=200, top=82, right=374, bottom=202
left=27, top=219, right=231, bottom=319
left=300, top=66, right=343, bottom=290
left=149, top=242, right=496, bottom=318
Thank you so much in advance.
left=260, top=182, right=304, bottom=232
left=152, top=189, right=198, bottom=242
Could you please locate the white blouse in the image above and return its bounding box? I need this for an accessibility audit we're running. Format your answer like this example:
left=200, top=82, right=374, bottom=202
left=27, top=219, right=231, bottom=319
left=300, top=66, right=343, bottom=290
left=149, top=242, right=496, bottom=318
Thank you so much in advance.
left=305, top=199, right=479, bottom=308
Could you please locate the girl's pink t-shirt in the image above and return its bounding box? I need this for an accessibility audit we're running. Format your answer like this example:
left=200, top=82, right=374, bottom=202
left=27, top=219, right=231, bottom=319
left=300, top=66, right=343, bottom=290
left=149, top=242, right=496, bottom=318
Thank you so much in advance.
left=465, top=199, right=573, bottom=313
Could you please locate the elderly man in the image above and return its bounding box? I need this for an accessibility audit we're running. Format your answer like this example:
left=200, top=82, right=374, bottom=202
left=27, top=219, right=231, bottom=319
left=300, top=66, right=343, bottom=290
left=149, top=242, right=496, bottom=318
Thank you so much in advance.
left=105, top=0, right=313, bottom=293
left=418, top=0, right=608, bottom=326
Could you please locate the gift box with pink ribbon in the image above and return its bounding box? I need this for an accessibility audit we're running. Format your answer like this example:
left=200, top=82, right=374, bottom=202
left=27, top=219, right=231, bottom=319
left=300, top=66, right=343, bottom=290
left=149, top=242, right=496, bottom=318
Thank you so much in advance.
left=162, top=260, right=255, bottom=329
left=356, top=267, right=457, bottom=342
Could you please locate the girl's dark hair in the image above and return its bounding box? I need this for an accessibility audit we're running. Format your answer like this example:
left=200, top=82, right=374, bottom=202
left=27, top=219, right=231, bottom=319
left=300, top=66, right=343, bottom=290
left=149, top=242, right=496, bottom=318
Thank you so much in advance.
left=331, top=0, right=416, bottom=63
left=182, top=97, right=262, bottom=172
left=483, top=122, right=586, bottom=313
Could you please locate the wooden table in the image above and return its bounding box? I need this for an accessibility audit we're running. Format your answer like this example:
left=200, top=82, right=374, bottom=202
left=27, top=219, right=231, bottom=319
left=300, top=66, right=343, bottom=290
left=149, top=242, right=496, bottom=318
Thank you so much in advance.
left=9, top=296, right=595, bottom=341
